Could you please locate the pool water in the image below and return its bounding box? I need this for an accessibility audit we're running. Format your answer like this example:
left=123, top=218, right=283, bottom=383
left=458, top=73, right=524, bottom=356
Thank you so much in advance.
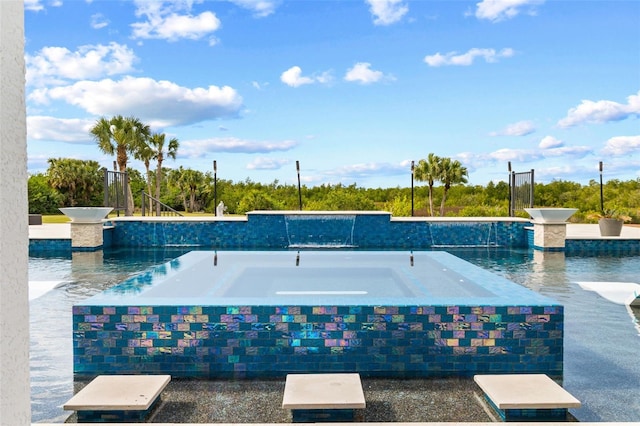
left=28, top=248, right=640, bottom=423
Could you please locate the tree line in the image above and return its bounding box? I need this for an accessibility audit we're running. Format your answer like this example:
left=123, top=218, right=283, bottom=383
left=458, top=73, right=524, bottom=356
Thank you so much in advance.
left=27, top=115, right=639, bottom=223
left=28, top=158, right=640, bottom=223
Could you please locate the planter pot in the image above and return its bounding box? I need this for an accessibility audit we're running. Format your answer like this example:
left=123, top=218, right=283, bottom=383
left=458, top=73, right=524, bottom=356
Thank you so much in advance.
left=598, top=218, right=624, bottom=236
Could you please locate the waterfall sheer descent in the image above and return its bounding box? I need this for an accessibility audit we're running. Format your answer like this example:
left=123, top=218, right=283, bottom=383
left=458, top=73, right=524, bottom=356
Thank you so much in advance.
left=285, top=214, right=357, bottom=248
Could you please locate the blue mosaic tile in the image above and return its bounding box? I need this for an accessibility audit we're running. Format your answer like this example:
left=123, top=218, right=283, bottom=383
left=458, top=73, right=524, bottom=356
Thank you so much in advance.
left=73, top=303, right=564, bottom=379
left=108, top=215, right=532, bottom=250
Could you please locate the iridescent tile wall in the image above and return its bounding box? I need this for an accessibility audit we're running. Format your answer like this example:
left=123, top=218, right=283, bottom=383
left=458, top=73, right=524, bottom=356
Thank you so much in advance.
left=72, top=303, right=563, bottom=379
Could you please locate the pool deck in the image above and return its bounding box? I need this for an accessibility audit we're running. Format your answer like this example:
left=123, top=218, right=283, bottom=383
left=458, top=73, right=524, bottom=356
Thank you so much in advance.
left=28, top=222, right=640, bottom=240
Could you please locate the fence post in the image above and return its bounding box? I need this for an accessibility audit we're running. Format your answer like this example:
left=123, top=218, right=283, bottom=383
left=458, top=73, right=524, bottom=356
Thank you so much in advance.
left=509, top=171, right=515, bottom=217
left=103, top=168, right=109, bottom=207
left=123, top=171, right=129, bottom=216
left=529, top=169, right=535, bottom=208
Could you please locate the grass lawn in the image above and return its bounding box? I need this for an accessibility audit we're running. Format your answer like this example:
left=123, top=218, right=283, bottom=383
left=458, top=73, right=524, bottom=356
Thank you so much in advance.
left=42, top=215, right=71, bottom=224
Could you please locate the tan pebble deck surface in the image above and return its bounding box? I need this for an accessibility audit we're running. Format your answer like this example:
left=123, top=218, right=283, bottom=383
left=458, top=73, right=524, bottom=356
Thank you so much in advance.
left=282, top=373, right=366, bottom=410
left=63, top=375, right=171, bottom=411
left=474, top=374, right=581, bottom=409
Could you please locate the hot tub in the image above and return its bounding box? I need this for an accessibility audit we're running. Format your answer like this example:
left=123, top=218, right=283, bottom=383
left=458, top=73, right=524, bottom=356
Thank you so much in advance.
left=73, top=251, right=564, bottom=379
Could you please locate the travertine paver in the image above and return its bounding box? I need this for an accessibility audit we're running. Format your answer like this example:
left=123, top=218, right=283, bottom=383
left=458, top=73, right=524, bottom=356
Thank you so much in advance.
left=474, top=374, right=581, bottom=409
left=282, top=373, right=366, bottom=410
left=63, top=375, right=171, bottom=411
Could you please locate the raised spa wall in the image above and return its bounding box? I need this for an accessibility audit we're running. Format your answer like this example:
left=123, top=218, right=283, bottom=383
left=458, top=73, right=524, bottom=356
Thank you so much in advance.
left=104, top=211, right=529, bottom=249
left=73, top=304, right=563, bottom=379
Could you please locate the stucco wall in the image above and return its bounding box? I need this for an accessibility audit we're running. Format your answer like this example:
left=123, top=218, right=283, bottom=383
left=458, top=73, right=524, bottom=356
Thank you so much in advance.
left=0, top=1, right=31, bottom=425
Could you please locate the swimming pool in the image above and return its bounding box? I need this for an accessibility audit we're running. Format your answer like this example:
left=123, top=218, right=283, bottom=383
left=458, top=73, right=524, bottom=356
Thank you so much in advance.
left=28, top=247, right=640, bottom=422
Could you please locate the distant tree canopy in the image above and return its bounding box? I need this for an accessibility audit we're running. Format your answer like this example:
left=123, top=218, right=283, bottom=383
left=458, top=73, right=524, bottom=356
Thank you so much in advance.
left=27, top=156, right=639, bottom=225
left=46, top=158, right=103, bottom=207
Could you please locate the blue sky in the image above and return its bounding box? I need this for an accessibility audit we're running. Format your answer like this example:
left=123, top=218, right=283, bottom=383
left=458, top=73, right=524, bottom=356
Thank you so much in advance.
left=24, top=0, right=640, bottom=188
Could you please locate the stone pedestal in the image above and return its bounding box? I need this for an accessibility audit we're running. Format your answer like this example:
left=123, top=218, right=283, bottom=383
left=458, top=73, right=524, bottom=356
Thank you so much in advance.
left=532, top=223, right=568, bottom=250
left=70, top=222, right=105, bottom=250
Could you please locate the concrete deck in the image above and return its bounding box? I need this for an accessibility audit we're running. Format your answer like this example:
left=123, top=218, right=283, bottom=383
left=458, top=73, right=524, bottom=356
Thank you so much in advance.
left=565, top=223, right=640, bottom=239
left=29, top=223, right=71, bottom=239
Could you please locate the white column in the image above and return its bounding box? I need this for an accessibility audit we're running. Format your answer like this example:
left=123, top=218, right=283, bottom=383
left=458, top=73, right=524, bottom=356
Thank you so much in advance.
left=0, top=1, right=31, bottom=425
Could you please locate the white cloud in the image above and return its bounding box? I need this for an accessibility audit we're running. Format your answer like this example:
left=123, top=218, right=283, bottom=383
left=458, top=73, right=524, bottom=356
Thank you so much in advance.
left=27, top=116, right=96, bottom=143
left=281, top=66, right=313, bottom=87
left=601, top=135, right=640, bottom=156
left=26, top=42, right=137, bottom=87
left=91, top=13, right=109, bottom=30
left=131, top=0, right=221, bottom=43
left=366, top=0, right=409, bottom=26
left=424, top=48, right=514, bottom=67
left=542, top=145, right=592, bottom=158
left=538, top=135, right=562, bottom=149
left=326, top=162, right=406, bottom=178
left=24, top=0, right=62, bottom=12
left=458, top=141, right=592, bottom=174
left=474, top=0, right=545, bottom=23
left=488, top=148, right=540, bottom=162
left=534, top=165, right=581, bottom=181
left=280, top=66, right=332, bottom=88
left=489, top=120, right=535, bottom=136
left=247, top=157, right=291, bottom=170
left=557, top=91, right=640, bottom=128
left=492, top=144, right=590, bottom=161
left=228, top=0, right=280, bottom=17
left=28, top=154, right=55, bottom=172
left=29, top=76, right=243, bottom=128
left=344, top=62, right=388, bottom=84
left=180, top=137, right=297, bottom=157
left=24, top=0, right=44, bottom=12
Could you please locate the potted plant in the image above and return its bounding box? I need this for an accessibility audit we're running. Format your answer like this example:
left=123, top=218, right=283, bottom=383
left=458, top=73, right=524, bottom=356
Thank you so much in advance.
left=588, top=209, right=632, bottom=236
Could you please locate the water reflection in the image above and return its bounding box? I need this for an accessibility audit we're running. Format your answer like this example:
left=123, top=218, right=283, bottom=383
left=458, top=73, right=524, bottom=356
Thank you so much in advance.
left=530, top=251, right=568, bottom=293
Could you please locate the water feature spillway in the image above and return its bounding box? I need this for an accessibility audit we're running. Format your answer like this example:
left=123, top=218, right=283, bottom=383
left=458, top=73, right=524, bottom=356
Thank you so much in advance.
left=284, top=213, right=356, bottom=248
left=104, top=211, right=530, bottom=249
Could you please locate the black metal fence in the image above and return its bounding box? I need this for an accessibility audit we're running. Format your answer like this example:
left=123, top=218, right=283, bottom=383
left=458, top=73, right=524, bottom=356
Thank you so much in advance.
left=509, top=169, right=534, bottom=216
left=103, top=168, right=128, bottom=216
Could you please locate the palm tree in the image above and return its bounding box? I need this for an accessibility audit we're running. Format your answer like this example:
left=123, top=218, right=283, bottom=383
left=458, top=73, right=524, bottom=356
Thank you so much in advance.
left=439, top=157, right=468, bottom=216
left=47, top=158, right=103, bottom=207
left=91, top=115, right=150, bottom=215
left=133, top=141, right=155, bottom=197
left=181, top=168, right=205, bottom=212
left=147, top=133, right=179, bottom=215
left=414, top=153, right=441, bottom=216
left=167, top=167, right=205, bottom=212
